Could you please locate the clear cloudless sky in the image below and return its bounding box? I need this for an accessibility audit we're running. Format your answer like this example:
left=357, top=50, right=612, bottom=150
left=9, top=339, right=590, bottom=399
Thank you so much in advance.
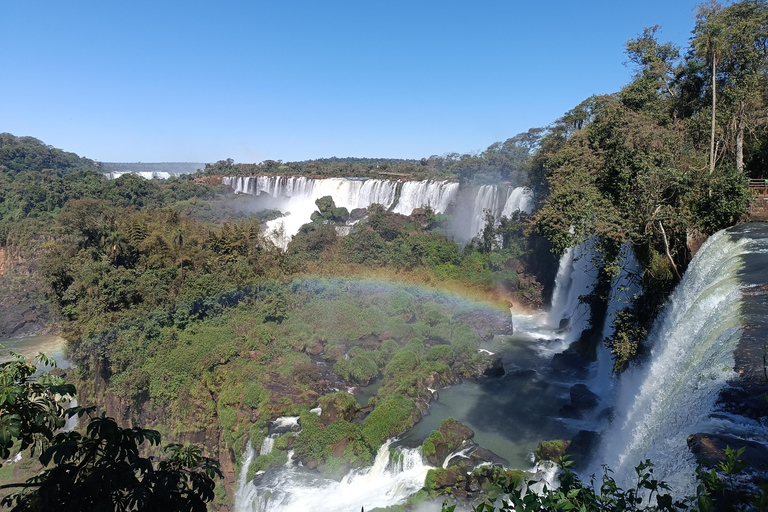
left=2, top=0, right=702, bottom=164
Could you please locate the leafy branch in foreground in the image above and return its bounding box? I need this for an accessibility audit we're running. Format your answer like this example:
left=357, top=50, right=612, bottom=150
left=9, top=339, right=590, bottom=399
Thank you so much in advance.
left=0, top=353, right=222, bottom=512
left=0, top=352, right=75, bottom=462
left=442, top=453, right=767, bottom=512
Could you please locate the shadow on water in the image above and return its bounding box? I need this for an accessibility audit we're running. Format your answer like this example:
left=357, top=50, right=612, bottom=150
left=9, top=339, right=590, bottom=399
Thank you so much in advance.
left=397, top=333, right=579, bottom=468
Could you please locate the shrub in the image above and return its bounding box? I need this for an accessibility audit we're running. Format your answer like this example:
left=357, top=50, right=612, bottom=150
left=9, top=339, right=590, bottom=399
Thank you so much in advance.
left=426, top=344, right=455, bottom=366
left=361, top=395, right=418, bottom=448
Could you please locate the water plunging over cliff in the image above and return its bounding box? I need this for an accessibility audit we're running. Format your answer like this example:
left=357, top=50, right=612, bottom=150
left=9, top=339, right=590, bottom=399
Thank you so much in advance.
left=464, top=185, right=534, bottom=240
left=223, top=176, right=460, bottom=245
left=548, top=239, right=598, bottom=346
left=223, top=177, right=536, bottom=246
left=590, top=225, right=768, bottom=492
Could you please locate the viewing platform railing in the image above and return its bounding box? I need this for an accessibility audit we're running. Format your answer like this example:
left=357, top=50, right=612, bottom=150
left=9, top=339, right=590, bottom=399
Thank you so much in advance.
left=749, top=179, right=768, bottom=193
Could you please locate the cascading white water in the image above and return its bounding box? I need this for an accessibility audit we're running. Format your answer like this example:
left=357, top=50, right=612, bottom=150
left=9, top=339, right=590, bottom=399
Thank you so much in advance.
left=467, top=185, right=508, bottom=238
left=548, top=239, right=598, bottom=346
left=225, top=176, right=463, bottom=247
left=105, top=171, right=174, bottom=180
left=223, top=176, right=398, bottom=209
left=235, top=440, right=431, bottom=512
left=234, top=441, right=258, bottom=509
left=260, top=437, right=275, bottom=456
left=62, top=397, right=79, bottom=432
left=223, top=176, right=536, bottom=248
left=391, top=180, right=459, bottom=215
left=589, top=228, right=753, bottom=492
left=442, top=443, right=475, bottom=469
left=271, top=416, right=300, bottom=431
left=500, top=187, right=534, bottom=218
left=465, top=185, right=535, bottom=239
left=588, top=244, right=642, bottom=401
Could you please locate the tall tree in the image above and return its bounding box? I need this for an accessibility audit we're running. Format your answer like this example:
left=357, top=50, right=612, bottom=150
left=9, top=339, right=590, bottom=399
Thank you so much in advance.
left=693, top=1, right=726, bottom=174
left=718, top=0, right=768, bottom=173
left=691, top=0, right=768, bottom=175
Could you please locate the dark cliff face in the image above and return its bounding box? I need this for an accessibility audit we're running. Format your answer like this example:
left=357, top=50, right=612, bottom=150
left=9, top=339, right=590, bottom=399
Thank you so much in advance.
left=78, top=363, right=238, bottom=511
left=0, top=247, right=59, bottom=338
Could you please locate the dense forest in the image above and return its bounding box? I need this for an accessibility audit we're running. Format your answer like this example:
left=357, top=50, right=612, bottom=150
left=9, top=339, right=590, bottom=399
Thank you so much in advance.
left=1, top=1, right=768, bottom=511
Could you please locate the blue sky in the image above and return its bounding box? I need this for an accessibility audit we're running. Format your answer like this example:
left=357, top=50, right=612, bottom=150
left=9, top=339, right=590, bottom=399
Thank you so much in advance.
left=2, top=1, right=700, bottom=163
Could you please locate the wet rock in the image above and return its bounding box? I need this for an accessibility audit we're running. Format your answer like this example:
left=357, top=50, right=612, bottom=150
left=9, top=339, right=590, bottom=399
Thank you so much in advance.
left=47, top=368, right=67, bottom=379
left=454, top=309, right=513, bottom=340
left=331, top=438, right=350, bottom=458
left=718, top=386, right=768, bottom=420
left=319, top=393, right=357, bottom=424
left=469, top=446, right=509, bottom=467
left=687, top=227, right=708, bottom=260
left=687, top=433, right=768, bottom=470
left=452, top=487, right=468, bottom=499
left=349, top=208, right=368, bottom=222
left=352, top=404, right=373, bottom=423
left=470, top=465, right=525, bottom=492
left=506, top=258, right=526, bottom=274
left=435, top=467, right=465, bottom=488
left=422, top=419, right=475, bottom=467
left=551, top=350, right=591, bottom=378
left=461, top=354, right=505, bottom=380
left=479, top=354, right=505, bottom=378
left=559, top=384, right=600, bottom=419
left=565, top=430, right=600, bottom=470
left=596, top=407, right=614, bottom=422
left=305, top=458, right=318, bottom=470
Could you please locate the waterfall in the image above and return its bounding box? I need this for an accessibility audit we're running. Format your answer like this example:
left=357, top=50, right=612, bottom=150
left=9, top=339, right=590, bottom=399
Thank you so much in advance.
left=442, top=443, right=475, bottom=469
left=62, top=397, right=79, bottom=432
left=547, top=239, right=598, bottom=343
left=234, top=441, right=258, bottom=510
left=260, top=437, right=275, bottom=456
left=223, top=176, right=462, bottom=246
left=590, top=226, right=767, bottom=492
left=467, top=185, right=508, bottom=238
left=104, top=171, right=172, bottom=180
left=464, top=185, right=535, bottom=240
left=234, top=440, right=431, bottom=512
left=500, top=187, right=534, bottom=217
left=223, top=176, right=399, bottom=210
left=271, top=416, right=300, bottom=431
left=222, top=176, right=536, bottom=246
left=588, top=244, right=642, bottom=400
left=391, top=180, right=459, bottom=215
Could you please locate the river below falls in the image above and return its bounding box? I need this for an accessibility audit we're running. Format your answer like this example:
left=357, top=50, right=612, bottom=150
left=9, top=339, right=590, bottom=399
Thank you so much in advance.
left=0, top=334, right=70, bottom=370
left=396, top=313, right=591, bottom=468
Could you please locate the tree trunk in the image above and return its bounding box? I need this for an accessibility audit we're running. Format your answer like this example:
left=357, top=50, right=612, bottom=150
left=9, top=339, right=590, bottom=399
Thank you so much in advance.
left=658, top=221, right=682, bottom=281
left=736, top=99, right=745, bottom=174
left=709, top=53, right=717, bottom=175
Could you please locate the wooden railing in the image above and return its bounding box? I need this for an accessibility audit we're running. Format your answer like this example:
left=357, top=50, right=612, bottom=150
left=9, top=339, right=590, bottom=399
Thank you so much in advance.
left=749, top=178, right=768, bottom=192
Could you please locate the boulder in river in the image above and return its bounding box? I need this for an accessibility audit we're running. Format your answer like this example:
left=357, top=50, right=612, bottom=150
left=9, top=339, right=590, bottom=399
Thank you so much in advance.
left=688, top=432, right=768, bottom=471
left=559, top=383, right=600, bottom=419
left=422, top=419, right=475, bottom=466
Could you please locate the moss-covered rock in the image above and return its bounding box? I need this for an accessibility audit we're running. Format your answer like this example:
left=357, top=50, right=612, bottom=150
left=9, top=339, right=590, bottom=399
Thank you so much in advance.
left=421, top=418, right=474, bottom=466
left=319, top=391, right=357, bottom=425
left=535, top=439, right=571, bottom=462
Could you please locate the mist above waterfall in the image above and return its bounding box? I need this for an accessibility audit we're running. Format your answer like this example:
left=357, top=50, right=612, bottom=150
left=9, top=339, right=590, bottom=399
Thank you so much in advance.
left=222, top=176, right=534, bottom=246
left=446, top=184, right=535, bottom=243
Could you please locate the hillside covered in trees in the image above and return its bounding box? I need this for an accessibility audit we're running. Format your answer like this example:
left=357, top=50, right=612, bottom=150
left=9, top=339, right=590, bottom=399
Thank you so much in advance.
left=1, top=1, right=768, bottom=511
